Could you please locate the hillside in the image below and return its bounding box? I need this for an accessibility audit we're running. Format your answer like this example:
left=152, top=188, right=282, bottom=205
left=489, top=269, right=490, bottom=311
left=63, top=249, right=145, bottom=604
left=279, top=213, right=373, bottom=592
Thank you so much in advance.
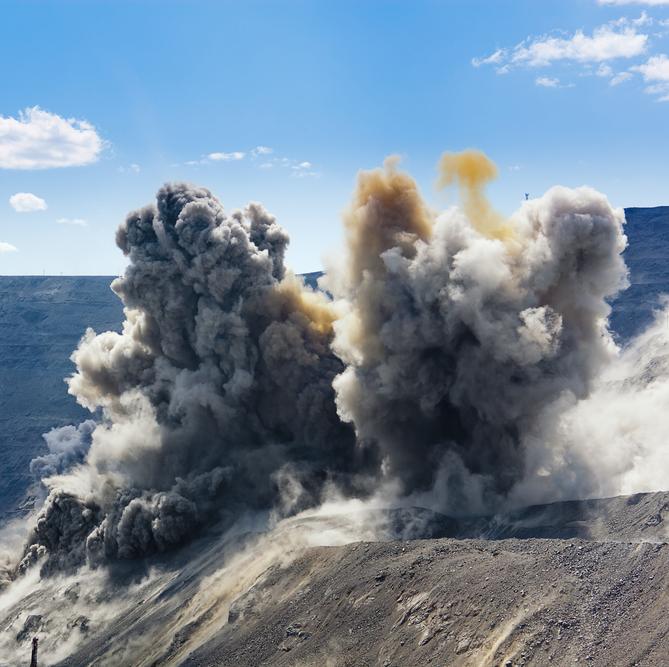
left=609, top=206, right=669, bottom=340
left=0, top=493, right=663, bottom=666
left=0, top=277, right=123, bottom=515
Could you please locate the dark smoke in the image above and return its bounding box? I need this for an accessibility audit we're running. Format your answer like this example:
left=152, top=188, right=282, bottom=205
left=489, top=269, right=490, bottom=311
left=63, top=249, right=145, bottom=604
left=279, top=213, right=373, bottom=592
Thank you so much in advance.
left=21, top=182, right=365, bottom=572
left=19, top=151, right=629, bottom=573
left=327, top=152, right=627, bottom=511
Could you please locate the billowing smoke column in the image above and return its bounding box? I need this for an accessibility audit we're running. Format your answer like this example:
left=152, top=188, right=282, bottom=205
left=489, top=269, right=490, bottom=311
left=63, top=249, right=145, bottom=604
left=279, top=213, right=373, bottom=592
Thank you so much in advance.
left=327, top=151, right=627, bottom=511
left=20, top=150, right=629, bottom=573
left=22, top=183, right=363, bottom=572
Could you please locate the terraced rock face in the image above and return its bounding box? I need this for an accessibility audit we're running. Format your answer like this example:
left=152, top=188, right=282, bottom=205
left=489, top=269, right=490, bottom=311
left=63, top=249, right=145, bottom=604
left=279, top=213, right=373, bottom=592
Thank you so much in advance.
left=610, top=206, right=669, bottom=341
left=0, top=277, right=122, bottom=515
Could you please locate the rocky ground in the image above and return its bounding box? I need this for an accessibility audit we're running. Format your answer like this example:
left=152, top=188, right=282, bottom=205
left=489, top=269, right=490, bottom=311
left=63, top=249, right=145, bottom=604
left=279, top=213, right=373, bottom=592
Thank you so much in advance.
left=10, top=492, right=659, bottom=667
left=188, top=536, right=669, bottom=667
left=182, top=493, right=669, bottom=667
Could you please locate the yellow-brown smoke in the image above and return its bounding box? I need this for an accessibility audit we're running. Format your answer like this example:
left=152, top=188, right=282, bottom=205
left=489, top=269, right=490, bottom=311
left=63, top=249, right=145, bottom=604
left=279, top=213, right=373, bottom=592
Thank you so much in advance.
left=335, top=157, right=434, bottom=364
left=272, top=272, right=338, bottom=337
left=438, top=149, right=515, bottom=242
left=343, top=156, right=433, bottom=284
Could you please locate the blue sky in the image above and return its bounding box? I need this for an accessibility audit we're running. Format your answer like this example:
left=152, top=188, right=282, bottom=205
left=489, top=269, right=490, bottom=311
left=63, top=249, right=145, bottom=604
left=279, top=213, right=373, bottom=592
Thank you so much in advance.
left=2, top=0, right=669, bottom=275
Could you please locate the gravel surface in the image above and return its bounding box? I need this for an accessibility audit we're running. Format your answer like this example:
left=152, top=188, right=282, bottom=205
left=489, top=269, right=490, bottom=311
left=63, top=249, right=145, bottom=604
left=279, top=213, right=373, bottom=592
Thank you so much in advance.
left=39, top=493, right=669, bottom=666
left=184, top=536, right=669, bottom=666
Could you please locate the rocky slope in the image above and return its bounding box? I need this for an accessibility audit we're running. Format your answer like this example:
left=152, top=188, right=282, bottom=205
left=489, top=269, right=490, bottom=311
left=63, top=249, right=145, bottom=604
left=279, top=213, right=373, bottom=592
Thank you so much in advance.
left=185, top=535, right=669, bottom=666
left=2, top=492, right=661, bottom=666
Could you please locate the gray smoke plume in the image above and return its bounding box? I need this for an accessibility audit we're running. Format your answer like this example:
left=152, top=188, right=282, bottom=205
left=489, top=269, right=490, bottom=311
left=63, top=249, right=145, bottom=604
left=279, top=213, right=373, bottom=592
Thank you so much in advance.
left=18, top=151, right=632, bottom=574
left=30, top=421, right=96, bottom=481
left=21, top=182, right=364, bottom=573
left=326, top=152, right=627, bottom=511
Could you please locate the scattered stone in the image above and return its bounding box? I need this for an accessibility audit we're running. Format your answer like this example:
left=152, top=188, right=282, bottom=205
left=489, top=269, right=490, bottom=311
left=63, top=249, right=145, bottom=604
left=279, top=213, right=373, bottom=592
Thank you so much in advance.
left=16, top=615, right=42, bottom=643
left=456, top=637, right=471, bottom=654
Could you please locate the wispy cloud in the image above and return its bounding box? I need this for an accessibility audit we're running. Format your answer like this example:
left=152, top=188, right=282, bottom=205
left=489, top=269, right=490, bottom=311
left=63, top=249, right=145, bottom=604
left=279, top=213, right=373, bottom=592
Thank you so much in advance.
left=118, top=163, right=141, bottom=174
left=594, top=62, right=635, bottom=85
left=57, top=217, right=87, bottom=227
left=0, top=242, right=17, bottom=253
left=0, top=107, right=104, bottom=169
left=291, top=160, right=320, bottom=178
left=9, top=192, right=47, bottom=212
left=271, top=157, right=320, bottom=177
left=184, top=145, right=319, bottom=176
left=610, top=70, right=633, bottom=84
left=518, top=26, right=645, bottom=66
left=474, top=19, right=648, bottom=75
left=251, top=145, right=273, bottom=157
left=185, top=150, right=246, bottom=166
left=208, top=151, right=246, bottom=161
left=473, top=13, right=669, bottom=96
left=534, top=76, right=563, bottom=88
left=472, top=49, right=506, bottom=68
left=632, top=53, right=669, bottom=98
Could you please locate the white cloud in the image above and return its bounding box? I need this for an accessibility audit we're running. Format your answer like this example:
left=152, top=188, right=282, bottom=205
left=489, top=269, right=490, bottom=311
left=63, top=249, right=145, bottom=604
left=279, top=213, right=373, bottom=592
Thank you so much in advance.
left=608, top=12, right=654, bottom=27
left=292, top=170, right=320, bottom=179
left=186, top=146, right=318, bottom=175
left=118, top=163, right=141, bottom=173
left=514, top=26, right=647, bottom=66
left=207, top=151, right=245, bottom=161
left=610, top=70, right=633, bottom=84
left=251, top=145, right=273, bottom=157
left=57, top=217, right=87, bottom=227
left=0, top=107, right=104, bottom=169
left=184, top=151, right=246, bottom=166
left=0, top=242, right=17, bottom=253
left=9, top=192, right=47, bottom=212
left=644, top=82, right=669, bottom=99
left=594, top=62, right=634, bottom=85
left=472, top=49, right=506, bottom=67
left=632, top=54, right=669, bottom=98
left=535, top=76, right=574, bottom=88
left=475, top=21, right=648, bottom=74
left=633, top=52, right=669, bottom=79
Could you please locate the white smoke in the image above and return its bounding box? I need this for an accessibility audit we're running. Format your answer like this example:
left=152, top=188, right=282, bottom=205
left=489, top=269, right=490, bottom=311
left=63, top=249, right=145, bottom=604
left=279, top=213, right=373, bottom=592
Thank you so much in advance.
left=513, top=301, right=669, bottom=505
left=326, top=152, right=628, bottom=512
left=30, top=421, right=96, bottom=482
